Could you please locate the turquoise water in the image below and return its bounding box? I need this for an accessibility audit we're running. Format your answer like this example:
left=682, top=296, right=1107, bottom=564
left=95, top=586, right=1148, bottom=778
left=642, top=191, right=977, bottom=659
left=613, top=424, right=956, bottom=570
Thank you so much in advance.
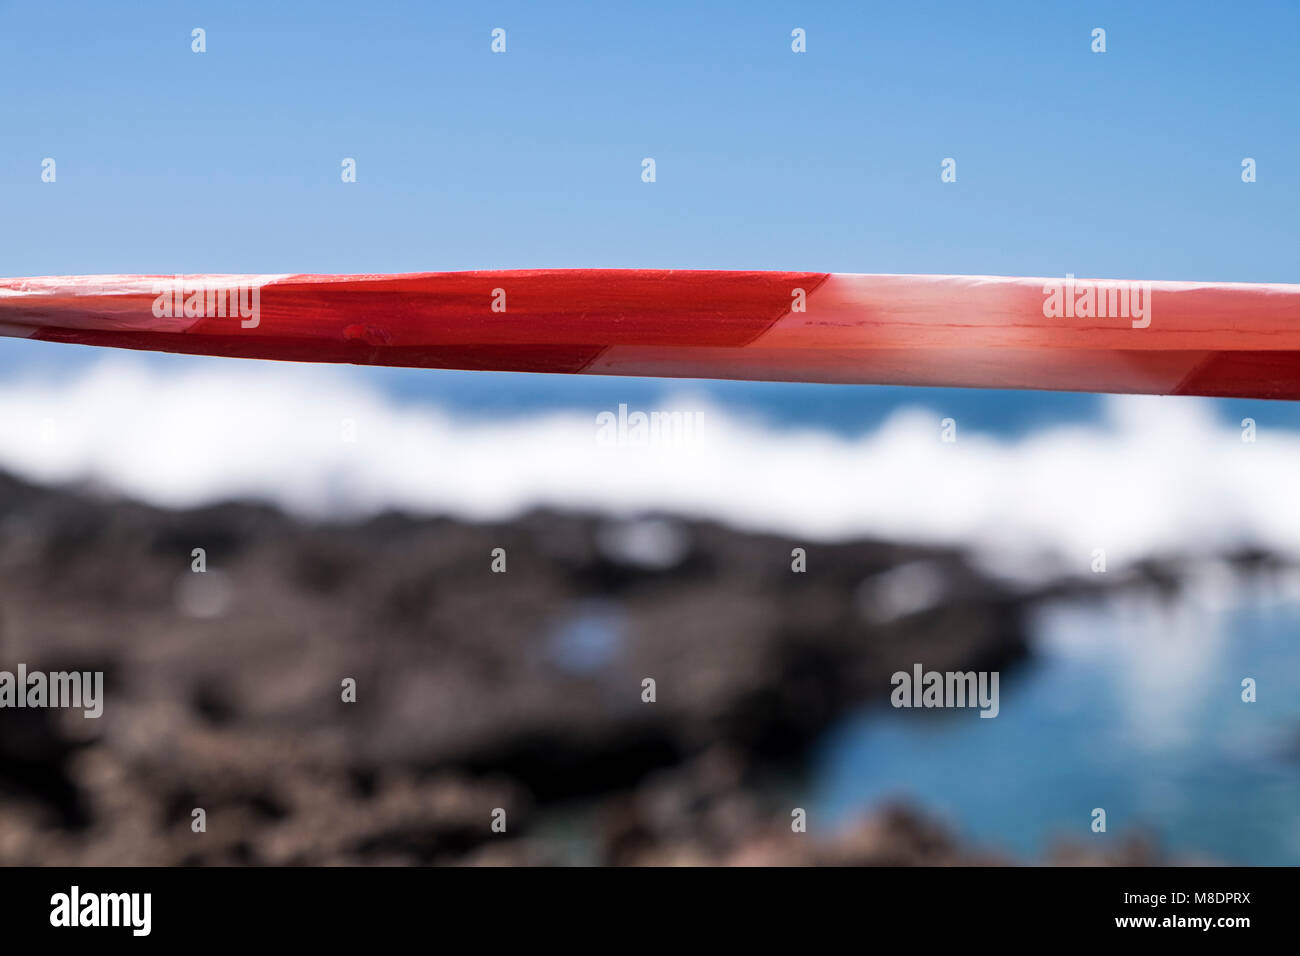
left=810, top=587, right=1300, bottom=865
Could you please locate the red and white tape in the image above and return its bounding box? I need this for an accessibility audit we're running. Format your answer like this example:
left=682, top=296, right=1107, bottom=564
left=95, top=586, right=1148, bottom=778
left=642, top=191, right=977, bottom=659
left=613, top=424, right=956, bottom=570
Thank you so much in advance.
left=3, top=270, right=1299, bottom=398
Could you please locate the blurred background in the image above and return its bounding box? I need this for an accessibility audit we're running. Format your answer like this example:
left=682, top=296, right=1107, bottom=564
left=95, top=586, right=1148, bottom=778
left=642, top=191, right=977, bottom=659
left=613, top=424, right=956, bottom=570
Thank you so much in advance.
left=0, top=0, right=1297, bottom=864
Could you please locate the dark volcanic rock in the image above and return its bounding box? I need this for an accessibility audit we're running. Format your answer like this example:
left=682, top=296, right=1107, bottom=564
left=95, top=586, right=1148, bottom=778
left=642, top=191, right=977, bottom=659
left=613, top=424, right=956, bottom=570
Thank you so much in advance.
left=0, top=471, right=1035, bottom=864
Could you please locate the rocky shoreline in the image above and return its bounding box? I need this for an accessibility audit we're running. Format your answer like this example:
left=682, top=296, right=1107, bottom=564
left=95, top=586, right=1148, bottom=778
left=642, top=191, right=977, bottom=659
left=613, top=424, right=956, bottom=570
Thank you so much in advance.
left=0, top=471, right=1195, bottom=864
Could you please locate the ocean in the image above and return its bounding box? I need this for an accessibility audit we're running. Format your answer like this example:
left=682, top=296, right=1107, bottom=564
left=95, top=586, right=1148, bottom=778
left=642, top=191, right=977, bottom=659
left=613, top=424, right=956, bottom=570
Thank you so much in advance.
left=0, top=342, right=1296, bottom=864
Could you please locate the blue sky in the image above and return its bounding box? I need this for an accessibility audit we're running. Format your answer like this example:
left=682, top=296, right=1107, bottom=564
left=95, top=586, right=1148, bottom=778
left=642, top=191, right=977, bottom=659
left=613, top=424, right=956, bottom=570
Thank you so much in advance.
left=1, top=0, right=1297, bottom=432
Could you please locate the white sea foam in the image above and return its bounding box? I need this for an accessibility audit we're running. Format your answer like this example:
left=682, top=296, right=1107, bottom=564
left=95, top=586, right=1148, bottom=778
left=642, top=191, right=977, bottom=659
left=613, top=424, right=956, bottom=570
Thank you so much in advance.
left=0, top=358, right=1293, bottom=573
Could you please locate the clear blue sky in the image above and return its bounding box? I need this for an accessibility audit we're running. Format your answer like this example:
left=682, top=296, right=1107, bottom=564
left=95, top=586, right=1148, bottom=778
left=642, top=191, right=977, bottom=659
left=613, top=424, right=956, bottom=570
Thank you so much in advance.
left=1, top=0, right=1297, bottom=431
